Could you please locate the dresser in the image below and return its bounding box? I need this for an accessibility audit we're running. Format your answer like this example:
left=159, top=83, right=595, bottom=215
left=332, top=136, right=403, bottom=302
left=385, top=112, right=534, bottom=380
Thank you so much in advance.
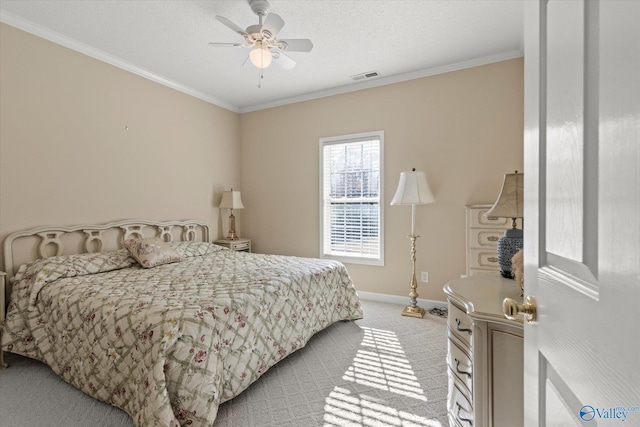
left=444, top=273, right=524, bottom=427
left=465, top=204, right=511, bottom=276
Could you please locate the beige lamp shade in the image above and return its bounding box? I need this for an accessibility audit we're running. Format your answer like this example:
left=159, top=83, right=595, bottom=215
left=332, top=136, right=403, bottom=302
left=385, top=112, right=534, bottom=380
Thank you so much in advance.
left=485, top=172, right=523, bottom=219
left=390, top=170, right=435, bottom=206
left=219, top=190, right=245, bottom=210
left=391, top=169, right=435, bottom=237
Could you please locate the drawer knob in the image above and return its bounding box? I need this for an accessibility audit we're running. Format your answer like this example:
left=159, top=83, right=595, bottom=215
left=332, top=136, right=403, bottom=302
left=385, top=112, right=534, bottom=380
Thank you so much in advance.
left=503, top=296, right=537, bottom=323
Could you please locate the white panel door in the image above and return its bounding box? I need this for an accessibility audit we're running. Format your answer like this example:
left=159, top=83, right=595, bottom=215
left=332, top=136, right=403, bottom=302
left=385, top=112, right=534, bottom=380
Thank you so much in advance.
left=523, top=1, right=640, bottom=426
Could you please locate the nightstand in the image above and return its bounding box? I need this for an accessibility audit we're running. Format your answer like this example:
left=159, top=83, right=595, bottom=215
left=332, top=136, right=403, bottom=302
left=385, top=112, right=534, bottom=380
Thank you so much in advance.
left=1, top=271, right=6, bottom=367
left=215, top=238, right=251, bottom=253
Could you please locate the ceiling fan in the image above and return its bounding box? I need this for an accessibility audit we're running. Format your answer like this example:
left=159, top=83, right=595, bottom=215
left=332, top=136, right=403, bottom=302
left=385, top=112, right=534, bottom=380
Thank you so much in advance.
left=209, top=0, right=313, bottom=70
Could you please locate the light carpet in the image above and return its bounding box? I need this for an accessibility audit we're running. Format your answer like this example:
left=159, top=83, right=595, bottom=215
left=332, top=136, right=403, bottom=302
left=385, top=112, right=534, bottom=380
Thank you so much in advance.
left=0, top=300, right=448, bottom=427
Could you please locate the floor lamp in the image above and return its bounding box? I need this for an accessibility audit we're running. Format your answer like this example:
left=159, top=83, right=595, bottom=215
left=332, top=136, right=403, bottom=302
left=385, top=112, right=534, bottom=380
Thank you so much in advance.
left=391, top=168, right=435, bottom=318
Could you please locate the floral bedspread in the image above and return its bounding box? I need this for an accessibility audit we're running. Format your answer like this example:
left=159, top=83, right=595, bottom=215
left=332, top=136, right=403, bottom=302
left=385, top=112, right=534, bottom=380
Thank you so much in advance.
left=1, top=242, right=363, bottom=426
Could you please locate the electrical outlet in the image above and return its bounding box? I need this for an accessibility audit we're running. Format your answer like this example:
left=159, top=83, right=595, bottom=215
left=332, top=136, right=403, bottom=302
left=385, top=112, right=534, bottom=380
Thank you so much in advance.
left=421, top=272, right=429, bottom=283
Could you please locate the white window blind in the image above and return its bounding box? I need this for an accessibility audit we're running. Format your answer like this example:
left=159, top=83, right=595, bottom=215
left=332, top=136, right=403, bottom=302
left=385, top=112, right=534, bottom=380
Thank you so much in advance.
left=319, top=131, right=384, bottom=266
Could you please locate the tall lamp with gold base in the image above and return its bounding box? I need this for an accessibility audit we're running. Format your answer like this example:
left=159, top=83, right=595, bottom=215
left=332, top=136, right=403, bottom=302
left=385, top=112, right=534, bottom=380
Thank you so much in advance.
left=219, top=189, right=245, bottom=240
left=391, top=168, right=435, bottom=318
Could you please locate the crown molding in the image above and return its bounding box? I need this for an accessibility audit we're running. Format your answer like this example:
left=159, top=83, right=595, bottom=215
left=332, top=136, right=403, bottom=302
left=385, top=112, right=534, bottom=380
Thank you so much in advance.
left=0, top=12, right=240, bottom=113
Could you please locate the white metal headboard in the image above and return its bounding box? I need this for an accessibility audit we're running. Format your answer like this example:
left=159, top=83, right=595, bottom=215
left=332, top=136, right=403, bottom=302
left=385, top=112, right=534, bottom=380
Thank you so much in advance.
left=3, top=219, right=210, bottom=280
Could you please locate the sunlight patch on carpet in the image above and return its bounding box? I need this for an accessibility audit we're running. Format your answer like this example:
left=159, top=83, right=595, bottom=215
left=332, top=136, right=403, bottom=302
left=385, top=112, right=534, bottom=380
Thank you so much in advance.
left=343, top=327, right=427, bottom=401
left=323, top=327, right=442, bottom=426
left=324, top=387, right=442, bottom=427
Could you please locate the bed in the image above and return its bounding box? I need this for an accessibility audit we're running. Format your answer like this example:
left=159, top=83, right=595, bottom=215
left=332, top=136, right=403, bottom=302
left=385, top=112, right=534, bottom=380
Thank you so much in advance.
left=1, top=219, right=363, bottom=426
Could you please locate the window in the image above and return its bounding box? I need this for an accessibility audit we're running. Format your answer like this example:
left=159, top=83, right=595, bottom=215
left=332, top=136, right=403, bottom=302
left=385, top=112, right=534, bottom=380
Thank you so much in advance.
left=319, top=131, right=384, bottom=266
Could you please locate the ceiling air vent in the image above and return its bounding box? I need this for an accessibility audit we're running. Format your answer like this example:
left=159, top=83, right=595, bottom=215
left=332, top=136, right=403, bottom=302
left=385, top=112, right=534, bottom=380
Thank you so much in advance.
left=351, top=71, right=380, bottom=81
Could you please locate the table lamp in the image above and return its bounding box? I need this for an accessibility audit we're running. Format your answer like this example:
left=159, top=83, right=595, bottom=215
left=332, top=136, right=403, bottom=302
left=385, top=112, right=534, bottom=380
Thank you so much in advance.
left=485, top=171, right=523, bottom=278
left=219, top=189, right=244, bottom=240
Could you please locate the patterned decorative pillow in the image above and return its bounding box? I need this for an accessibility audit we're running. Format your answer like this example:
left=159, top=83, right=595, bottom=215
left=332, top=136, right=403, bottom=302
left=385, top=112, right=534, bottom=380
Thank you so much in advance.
left=122, top=237, right=183, bottom=268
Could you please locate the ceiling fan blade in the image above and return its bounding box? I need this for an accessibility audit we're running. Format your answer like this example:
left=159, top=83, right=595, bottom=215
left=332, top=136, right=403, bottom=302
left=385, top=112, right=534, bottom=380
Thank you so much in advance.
left=276, top=39, right=313, bottom=52
left=215, top=15, right=248, bottom=36
left=208, top=42, right=244, bottom=48
left=261, top=13, right=285, bottom=39
left=273, top=51, right=296, bottom=70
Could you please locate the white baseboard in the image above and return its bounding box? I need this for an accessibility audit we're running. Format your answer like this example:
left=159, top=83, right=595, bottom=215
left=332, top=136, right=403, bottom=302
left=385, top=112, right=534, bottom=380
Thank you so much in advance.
left=357, top=291, right=447, bottom=310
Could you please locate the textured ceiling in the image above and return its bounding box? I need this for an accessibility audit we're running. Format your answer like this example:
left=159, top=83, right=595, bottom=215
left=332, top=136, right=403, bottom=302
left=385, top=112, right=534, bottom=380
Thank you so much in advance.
left=0, top=0, right=524, bottom=113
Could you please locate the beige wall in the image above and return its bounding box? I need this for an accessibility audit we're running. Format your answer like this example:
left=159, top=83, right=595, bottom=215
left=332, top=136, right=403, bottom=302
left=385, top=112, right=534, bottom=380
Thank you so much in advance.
left=0, top=23, right=241, bottom=270
left=240, top=58, right=524, bottom=302
left=1, top=22, right=523, bottom=302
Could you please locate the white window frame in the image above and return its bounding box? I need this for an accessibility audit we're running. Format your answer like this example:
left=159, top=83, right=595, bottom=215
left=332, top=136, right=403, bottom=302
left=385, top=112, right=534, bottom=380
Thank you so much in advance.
left=319, top=131, right=384, bottom=266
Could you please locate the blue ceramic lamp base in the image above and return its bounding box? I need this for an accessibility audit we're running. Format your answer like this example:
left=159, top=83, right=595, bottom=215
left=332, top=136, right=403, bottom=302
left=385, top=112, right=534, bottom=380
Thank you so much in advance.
left=497, top=228, right=523, bottom=279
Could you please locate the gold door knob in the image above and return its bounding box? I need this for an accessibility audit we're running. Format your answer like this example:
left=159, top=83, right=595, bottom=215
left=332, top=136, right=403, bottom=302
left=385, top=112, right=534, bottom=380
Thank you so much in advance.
left=503, top=296, right=537, bottom=323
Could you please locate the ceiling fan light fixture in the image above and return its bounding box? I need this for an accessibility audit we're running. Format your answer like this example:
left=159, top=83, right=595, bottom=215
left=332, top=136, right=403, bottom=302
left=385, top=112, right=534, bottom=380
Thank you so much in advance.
left=249, top=47, right=273, bottom=68
left=212, top=0, right=312, bottom=72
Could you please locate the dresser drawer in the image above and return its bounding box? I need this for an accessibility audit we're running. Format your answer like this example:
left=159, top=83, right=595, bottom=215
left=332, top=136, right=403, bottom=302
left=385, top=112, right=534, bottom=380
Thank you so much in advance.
left=469, top=248, right=500, bottom=270
left=448, top=338, right=473, bottom=394
left=447, top=375, right=474, bottom=427
left=231, top=240, right=250, bottom=251
left=469, top=228, right=503, bottom=248
left=468, top=207, right=510, bottom=228
left=448, top=303, right=472, bottom=347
